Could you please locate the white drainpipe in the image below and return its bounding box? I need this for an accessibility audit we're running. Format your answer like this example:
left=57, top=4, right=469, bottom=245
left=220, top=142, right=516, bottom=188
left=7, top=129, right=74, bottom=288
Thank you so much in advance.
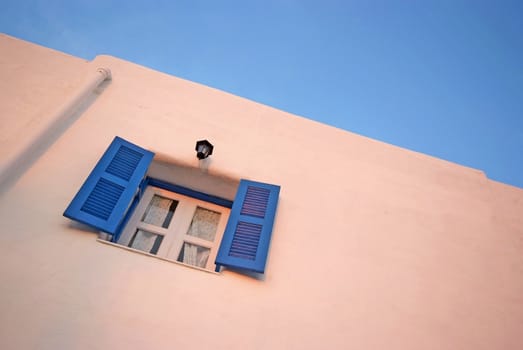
left=0, top=67, right=112, bottom=195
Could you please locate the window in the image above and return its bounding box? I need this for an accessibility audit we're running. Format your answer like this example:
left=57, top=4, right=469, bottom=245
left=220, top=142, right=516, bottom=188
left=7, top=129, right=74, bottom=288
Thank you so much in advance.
left=63, top=136, right=280, bottom=274
left=118, top=186, right=230, bottom=270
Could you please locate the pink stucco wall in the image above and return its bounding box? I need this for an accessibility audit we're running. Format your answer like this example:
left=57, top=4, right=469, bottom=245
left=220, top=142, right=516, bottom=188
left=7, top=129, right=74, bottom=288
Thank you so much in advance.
left=0, top=34, right=522, bottom=349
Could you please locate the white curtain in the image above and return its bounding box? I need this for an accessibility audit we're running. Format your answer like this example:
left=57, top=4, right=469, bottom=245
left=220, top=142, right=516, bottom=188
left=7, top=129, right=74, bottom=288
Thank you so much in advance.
left=142, top=195, right=175, bottom=228
left=129, top=229, right=158, bottom=253
left=187, top=207, right=220, bottom=241
left=181, top=243, right=210, bottom=268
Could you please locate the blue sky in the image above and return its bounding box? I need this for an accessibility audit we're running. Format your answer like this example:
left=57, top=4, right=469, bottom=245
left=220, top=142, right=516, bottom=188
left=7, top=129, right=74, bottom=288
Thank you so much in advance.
left=2, top=1, right=522, bottom=188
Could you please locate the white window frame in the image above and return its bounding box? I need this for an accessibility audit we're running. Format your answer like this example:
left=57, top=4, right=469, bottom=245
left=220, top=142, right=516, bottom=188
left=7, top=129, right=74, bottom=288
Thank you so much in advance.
left=117, top=185, right=230, bottom=271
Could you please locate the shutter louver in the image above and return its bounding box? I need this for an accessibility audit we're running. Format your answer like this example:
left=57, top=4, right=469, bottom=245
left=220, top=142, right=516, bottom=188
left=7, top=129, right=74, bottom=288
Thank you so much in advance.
left=240, top=186, right=270, bottom=218
left=229, top=221, right=262, bottom=260
left=106, top=145, right=144, bottom=181
left=63, top=136, right=154, bottom=234
left=80, top=178, right=125, bottom=220
left=215, top=180, right=280, bottom=274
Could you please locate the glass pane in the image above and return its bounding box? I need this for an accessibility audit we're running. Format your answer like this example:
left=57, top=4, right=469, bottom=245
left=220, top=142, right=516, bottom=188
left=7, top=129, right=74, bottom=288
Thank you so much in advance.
left=128, top=229, right=163, bottom=255
left=187, top=207, right=221, bottom=241
left=177, top=242, right=210, bottom=268
left=141, top=195, right=178, bottom=228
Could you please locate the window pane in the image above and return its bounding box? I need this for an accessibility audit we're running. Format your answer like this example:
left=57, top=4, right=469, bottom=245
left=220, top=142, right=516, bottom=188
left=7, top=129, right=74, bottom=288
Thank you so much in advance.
left=177, top=242, right=210, bottom=268
left=128, top=229, right=163, bottom=255
left=187, top=207, right=221, bottom=241
left=141, top=195, right=178, bottom=228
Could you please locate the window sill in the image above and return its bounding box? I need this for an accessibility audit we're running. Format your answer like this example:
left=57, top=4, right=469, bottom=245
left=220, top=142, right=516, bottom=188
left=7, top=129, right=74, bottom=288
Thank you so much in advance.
left=96, top=238, right=220, bottom=275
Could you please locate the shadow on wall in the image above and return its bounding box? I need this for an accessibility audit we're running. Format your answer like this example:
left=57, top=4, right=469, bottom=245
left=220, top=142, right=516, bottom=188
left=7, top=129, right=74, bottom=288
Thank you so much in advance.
left=65, top=220, right=101, bottom=235
left=222, top=266, right=267, bottom=281
left=0, top=76, right=111, bottom=196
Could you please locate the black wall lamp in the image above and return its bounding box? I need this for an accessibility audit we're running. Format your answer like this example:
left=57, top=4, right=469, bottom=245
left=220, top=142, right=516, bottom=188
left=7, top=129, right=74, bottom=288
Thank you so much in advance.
left=195, top=140, right=214, bottom=159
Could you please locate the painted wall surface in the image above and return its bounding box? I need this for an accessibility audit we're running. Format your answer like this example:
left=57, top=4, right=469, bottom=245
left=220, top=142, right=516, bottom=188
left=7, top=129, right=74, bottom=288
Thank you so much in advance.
left=0, top=34, right=88, bottom=162
left=1, top=34, right=522, bottom=349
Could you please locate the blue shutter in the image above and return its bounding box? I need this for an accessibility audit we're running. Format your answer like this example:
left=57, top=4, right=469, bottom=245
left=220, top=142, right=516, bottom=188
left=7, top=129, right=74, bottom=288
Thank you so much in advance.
left=215, top=180, right=280, bottom=274
left=63, top=136, right=154, bottom=234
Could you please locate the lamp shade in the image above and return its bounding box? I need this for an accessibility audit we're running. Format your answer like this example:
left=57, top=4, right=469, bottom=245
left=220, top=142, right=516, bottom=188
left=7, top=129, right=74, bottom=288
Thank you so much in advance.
left=195, top=140, right=214, bottom=159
